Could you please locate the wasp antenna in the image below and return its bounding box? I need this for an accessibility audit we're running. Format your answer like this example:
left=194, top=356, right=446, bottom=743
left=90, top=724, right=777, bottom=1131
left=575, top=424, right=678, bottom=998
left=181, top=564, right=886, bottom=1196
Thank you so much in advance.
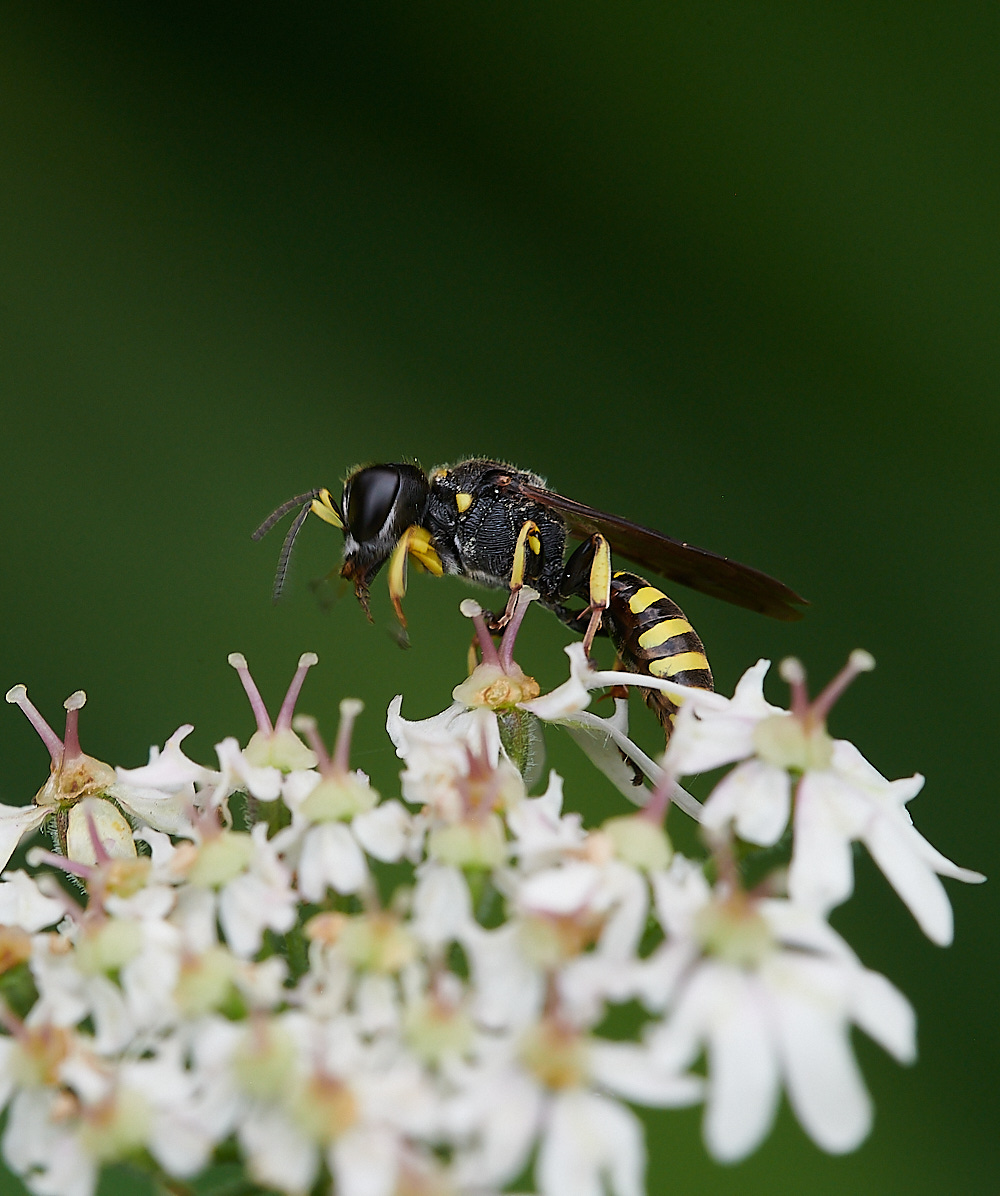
left=271, top=500, right=315, bottom=602
left=251, top=490, right=323, bottom=541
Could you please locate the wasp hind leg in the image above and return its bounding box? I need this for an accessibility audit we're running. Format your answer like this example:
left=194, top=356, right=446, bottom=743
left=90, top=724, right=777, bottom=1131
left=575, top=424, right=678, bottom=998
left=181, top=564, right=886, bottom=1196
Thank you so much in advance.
left=556, top=534, right=612, bottom=658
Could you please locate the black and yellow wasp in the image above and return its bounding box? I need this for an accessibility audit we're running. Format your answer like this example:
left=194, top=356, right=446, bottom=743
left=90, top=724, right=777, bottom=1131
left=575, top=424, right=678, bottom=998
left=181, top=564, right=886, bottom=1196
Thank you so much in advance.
left=253, top=459, right=806, bottom=736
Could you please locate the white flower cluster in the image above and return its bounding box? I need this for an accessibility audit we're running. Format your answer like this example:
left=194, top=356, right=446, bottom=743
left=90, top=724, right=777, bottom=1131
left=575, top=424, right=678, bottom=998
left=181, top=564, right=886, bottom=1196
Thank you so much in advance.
left=0, top=602, right=984, bottom=1196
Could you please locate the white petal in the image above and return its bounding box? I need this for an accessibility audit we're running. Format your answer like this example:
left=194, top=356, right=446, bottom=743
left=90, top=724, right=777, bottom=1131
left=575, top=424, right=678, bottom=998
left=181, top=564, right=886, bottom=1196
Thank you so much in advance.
left=219, top=873, right=294, bottom=957
left=411, top=864, right=472, bottom=949
left=298, top=822, right=368, bottom=900
left=0, top=803, right=48, bottom=871
left=589, top=1041, right=702, bottom=1107
left=864, top=815, right=954, bottom=945
left=0, top=869, right=66, bottom=930
left=116, top=724, right=216, bottom=790
left=352, top=800, right=412, bottom=862
left=330, top=1125, right=399, bottom=1196
left=463, top=923, right=545, bottom=1030
left=87, top=972, right=136, bottom=1053
left=897, top=825, right=985, bottom=885
left=789, top=779, right=855, bottom=912
left=664, top=663, right=779, bottom=777
left=759, top=899, right=855, bottom=962
left=849, top=967, right=917, bottom=1064
left=148, top=1110, right=215, bottom=1178
left=354, top=974, right=399, bottom=1036
left=0, top=1038, right=15, bottom=1110
left=239, top=1106, right=318, bottom=1194
left=520, top=673, right=592, bottom=721
left=702, top=971, right=780, bottom=1162
left=4, top=1092, right=98, bottom=1196
left=215, top=737, right=282, bottom=802
left=701, top=759, right=790, bottom=846
left=518, top=862, right=601, bottom=915
left=451, top=1066, right=543, bottom=1187
left=646, top=963, right=716, bottom=1074
left=774, top=984, right=872, bottom=1153
left=111, top=781, right=196, bottom=835
left=539, top=1090, right=644, bottom=1196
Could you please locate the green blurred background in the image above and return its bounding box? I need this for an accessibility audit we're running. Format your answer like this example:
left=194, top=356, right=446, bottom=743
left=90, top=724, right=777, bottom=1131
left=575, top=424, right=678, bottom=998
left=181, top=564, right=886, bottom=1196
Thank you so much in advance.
left=1, top=3, right=996, bottom=1193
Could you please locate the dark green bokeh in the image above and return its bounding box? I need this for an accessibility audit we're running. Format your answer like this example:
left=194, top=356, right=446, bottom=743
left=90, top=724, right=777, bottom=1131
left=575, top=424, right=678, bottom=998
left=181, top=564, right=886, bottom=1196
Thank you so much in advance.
left=1, top=4, right=996, bottom=1193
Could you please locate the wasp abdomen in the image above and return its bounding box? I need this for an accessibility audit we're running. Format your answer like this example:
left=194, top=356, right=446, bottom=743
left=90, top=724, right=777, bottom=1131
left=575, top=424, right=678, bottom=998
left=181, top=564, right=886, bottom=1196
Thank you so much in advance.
left=606, top=570, right=713, bottom=734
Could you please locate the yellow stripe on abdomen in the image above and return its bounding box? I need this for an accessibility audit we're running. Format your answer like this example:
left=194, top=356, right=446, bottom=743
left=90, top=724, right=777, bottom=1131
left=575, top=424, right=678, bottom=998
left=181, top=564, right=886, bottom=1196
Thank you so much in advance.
left=627, top=586, right=664, bottom=615
left=637, top=618, right=693, bottom=649
left=648, top=651, right=711, bottom=678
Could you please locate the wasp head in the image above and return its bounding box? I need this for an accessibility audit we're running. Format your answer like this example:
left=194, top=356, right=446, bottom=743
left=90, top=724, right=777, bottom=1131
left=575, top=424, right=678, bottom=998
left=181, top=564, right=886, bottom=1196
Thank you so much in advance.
left=339, top=463, right=431, bottom=616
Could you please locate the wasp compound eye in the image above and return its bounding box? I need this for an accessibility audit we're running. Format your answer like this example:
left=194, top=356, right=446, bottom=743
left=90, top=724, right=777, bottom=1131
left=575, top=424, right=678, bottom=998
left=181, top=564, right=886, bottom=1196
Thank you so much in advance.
left=345, top=466, right=403, bottom=543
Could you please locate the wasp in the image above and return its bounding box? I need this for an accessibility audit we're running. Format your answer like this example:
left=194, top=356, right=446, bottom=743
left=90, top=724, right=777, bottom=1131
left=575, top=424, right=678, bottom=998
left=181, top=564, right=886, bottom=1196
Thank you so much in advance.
left=253, top=459, right=806, bottom=735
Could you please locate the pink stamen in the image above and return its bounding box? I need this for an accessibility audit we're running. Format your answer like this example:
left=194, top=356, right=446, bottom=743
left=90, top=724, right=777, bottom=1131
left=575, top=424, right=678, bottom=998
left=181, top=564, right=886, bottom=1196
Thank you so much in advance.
left=642, top=764, right=674, bottom=825
left=5, top=685, right=64, bottom=764
left=778, top=657, right=810, bottom=721
left=293, top=714, right=330, bottom=772
left=462, top=732, right=501, bottom=818
left=460, top=600, right=501, bottom=667
left=84, top=803, right=111, bottom=867
left=228, top=654, right=273, bottom=735
left=27, top=846, right=94, bottom=883
left=0, top=1003, right=23, bottom=1036
left=809, top=649, right=875, bottom=724
left=332, top=699, right=363, bottom=775
left=498, top=588, right=537, bottom=672
left=62, top=691, right=87, bottom=762
left=275, top=652, right=319, bottom=731
left=33, top=872, right=85, bottom=919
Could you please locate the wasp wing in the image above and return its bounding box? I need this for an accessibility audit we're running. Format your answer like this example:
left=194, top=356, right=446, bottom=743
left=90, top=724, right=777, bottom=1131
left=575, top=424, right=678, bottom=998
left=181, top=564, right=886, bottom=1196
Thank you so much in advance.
left=518, top=482, right=808, bottom=621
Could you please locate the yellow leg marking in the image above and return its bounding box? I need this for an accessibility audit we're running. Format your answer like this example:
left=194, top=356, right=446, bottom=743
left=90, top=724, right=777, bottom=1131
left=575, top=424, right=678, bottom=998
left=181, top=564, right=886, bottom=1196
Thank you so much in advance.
left=310, top=489, right=344, bottom=529
left=627, top=586, right=664, bottom=614
left=648, top=652, right=711, bottom=678
left=387, top=526, right=444, bottom=626
left=510, top=520, right=541, bottom=589
left=580, top=534, right=611, bottom=658
left=387, top=534, right=413, bottom=626
left=588, top=534, right=611, bottom=611
left=637, top=618, right=693, bottom=649
left=406, top=525, right=444, bottom=576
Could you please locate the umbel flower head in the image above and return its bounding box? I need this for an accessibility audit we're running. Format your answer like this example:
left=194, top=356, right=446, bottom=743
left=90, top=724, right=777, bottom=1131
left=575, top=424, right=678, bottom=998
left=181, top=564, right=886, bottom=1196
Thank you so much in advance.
left=2, top=686, right=195, bottom=869
left=0, top=617, right=984, bottom=1196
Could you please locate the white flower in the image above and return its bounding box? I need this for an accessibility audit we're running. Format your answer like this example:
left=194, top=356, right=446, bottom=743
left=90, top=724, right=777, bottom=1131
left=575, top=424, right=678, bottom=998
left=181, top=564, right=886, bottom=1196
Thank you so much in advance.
left=644, top=857, right=916, bottom=1161
left=520, top=643, right=703, bottom=818
left=682, top=655, right=984, bottom=942
left=0, top=802, right=49, bottom=873
left=2, top=1087, right=99, bottom=1196
left=3, top=686, right=192, bottom=867
left=505, top=772, right=586, bottom=867
left=0, top=869, right=66, bottom=931
left=789, top=738, right=984, bottom=944
left=218, top=823, right=297, bottom=956
left=448, top=1017, right=699, bottom=1195
left=214, top=735, right=283, bottom=804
